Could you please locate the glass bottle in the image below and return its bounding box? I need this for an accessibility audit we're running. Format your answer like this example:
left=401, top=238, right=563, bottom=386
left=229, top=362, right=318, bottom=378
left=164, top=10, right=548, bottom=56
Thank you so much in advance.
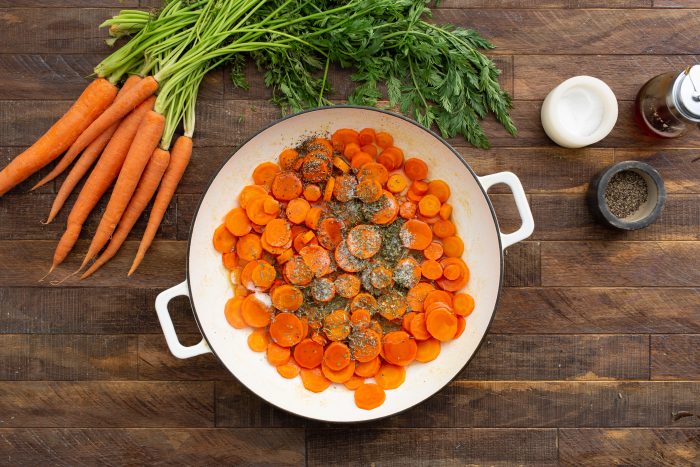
left=635, top=65, right=700, bottom=138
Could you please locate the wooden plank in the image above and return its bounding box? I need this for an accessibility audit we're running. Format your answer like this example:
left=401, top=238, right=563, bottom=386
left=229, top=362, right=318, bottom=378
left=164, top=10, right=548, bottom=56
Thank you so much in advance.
left=306, top=428, right=558, bottom=467
left=652, top=335, right=700, bottom=380
left=654, top=0, right=700, bottom=6
left=0, top=240, right=185, bottom=287
left=432, top=9, right=700, bottom=55
left=542, top=241, right=700, bottom=287
left=215, top=381, right=307, bottom=428
left=492, top=287, right=700, bottom=334
left=504, top=241, right=540, bottom=287
left=515, top=55, right=699, bottom=100
left=441, top=0, right=651, bottom=6
left=559, top=428, right=700, bottom=467
left=531, top=194, right=700, bottom=241
left=138, top=334, right=231, bottom=381
left=0, top=54, right=222, bottom=100
left=615, top=149, right=700, bottom=194
left=0, top=287, right=200, bottom=334
left=0, top=381, right=214, bottom=427
left=0, top=1, right=136, bottom=5
left=380, top=381, right=700, bottom=428
left=0, top=428, right=306, bottom=466
left=0, top=335, right=137, bottom=380
left=0, top=8, right=116, bottom=54
left=461, top=334, right=649, bottom=380
left=0, top=192, right=177, bottom=240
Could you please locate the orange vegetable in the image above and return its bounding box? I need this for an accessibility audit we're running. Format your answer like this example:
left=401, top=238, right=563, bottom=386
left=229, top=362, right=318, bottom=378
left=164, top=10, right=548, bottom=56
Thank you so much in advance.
left=370, top=191, right=399, bottom=225
left=253, top=162, right=281, bottom=186
left=439, top=203, right=453, bottom=220
left=317, top=217, right=343, bottom=250
left=375, top=363, right=406, bottom=389
left=408, top=312, right=431, bottom=341
left=358, top=128, right=376, bottom=145
left=415, top=338, right=441, bottom=363
left=350, top=308, right=372, bottom=328
left=241, top=294, right=272, bottom=328
left=269, top=312, right=304, bottom=347
left=294, top=338, right=324, bottom=369
left=453, top=293, right=475, bottom=316
left=277, top=359, right=301, bottom=379
left=271, top=171, right=302, bottom=201
left=322, top=360, right=356, bottom=383
left=427, top=180, right=451, bottom=203
left=400, top=219, right=433, bottom=250
left=426, top=308, right=458, bottom=341
left=236, top=233, right=263, bottom=262
left=423, top=242, right=444, bottom=261
left=356, top=178, right=383, bottom=203
left=386, top=173, right=408, bottom=193
left=300, top=367, right=331, bottom=393
left=286, top=198, right=310, bottom=225
left=354, top=383, right=385, bottom=410
left=421, top=259, right=443, bottom=280
left=442, top=236, right=464, bottom=258
left=335, top=274, right=361, bottom=299
left=354, top=356, right=381, bottom=378
left=382, top=331, right=417, bottom=366
left=433, top=219, right=456, bottom=238
left=404, top=158, right=428, bottom=180
left=407, top=282, right=435, bottom=312
left=224, top=297, right=246, bottom=329
left=279, top=148, right=300, bottom=170
left=283, top=255, right=314, bottom=286
left=303, top=184, right=321, bottom=202
left=266, top=342, right=291, bottom=366
left=247, top=329, right=269, bottom=352
left=323, top=341, right=352, bottom=371
left=271, top=284, right=303, bottom=312
left=375, top=131, right=393, bottom=149
left=323, top=309, right=351, bottom=342
left=225, top=207, right=252, bottom=236
left=350, top=328, right=382, bottom=362
left=213, top=224, right=236, bottom=253
left=344, top=375, right=365, bottom=390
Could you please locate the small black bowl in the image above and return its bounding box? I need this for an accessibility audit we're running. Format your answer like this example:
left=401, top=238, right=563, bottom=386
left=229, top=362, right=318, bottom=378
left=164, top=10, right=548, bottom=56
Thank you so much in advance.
left=588, top=161, right=666, bottom=230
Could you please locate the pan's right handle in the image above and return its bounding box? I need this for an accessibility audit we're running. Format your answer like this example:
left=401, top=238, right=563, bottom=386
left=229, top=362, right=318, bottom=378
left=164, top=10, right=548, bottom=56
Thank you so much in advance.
left=478, top=171, right=535, bottom=250
left=155, top=281, right=211, bottom=359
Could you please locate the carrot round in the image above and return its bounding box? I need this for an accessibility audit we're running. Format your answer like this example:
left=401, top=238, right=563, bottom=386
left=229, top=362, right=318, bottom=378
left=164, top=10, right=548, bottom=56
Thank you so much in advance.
left=321, top=360, right=356, bottom=383
left=236, top=233, right=263, bottom=262
left=418, top=194, right=441, bottom=217
left=80, top=148, right=170, bottom=279
left=241, top=294, right=272, bottom=328
left=294, top=338, right=324, bottom=369
left=300, top=367, right=331, bottom=393
left=334, top=274, right=361, bottom=299
left=239, top=184, right=267, bottom=209
left=286, top=198, right=310, bottom=225
left=323, top=309, right=351, bottom=342
left=350, top=308, right=371, bottom=328
left=423, top=242, right=444, bottom=261
left=453, top=293, right=475, bottom=317
left=426, top=308, right=458, bottom=341
left=225, top=208, right=252, bottom=236
left=403, top=158, right=428, bottom=181
left=303, top=184, right=321, bottom=202
left=81, top=110, right=165, bottom=269
left=253, top=162, right=280, bottom=186
left=0, top=78, right=118, bottom=197
left=375, top=131, right=393, bottom=149
left=317, top=218, right=343, bottom=250
left=300, top=244, right=331, bottom=277
left=271, top=284, right=303, bottom=312
left=224, top=297, right=246, bottom=329
left=32, top=76, right=142, bottom=191
left=344, top=375, right=365, bottom=390
left=247, top=329, right=270, bottom=352
left=354, top=383, right=385, bottom=410
left=427, top=180, right=451, bottom=203
left=266, top=342, right=291, bottom=366
left=382, top=331, right=417, bottom=366
left=276, top=359, right=301, bottom=379
left=442, top=236, right=464, bottom=258
left=421, top=259, right=443, bottom=280
left=400, top=219, right=433, bottom=250
left=346, top=224, right=382, bottom=259
left=386, top=173, right=408, bottom=193
left=269, top=312, right=304, bottom=347
left=349, top=328, right=382, bottom=362
left=354, top=356, right=380, bottom=378
left=323, top=341, right=351, bottom=371
left=369, top=191, right=399, bottom=225
left=415, top=338, right=441, bottom=363
left=283, top=255, right=314, bottom=286
left=375, top=363, right=406, bottom=389
left=407, top=282, right=435, bottom=312
left=433, top=219, right=456, bottom=239
left=50, top=96, right=156, bottom=271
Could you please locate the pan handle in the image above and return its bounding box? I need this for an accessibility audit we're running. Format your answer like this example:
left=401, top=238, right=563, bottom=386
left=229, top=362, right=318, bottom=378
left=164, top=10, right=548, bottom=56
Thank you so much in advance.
left=478, top=171, right=535, bottom=250
left=155, top=280, right=211, bottom=359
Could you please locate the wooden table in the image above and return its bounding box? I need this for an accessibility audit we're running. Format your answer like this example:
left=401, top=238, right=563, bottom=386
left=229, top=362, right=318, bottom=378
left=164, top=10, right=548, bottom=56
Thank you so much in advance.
left=1, top=1, right=700, bottom=465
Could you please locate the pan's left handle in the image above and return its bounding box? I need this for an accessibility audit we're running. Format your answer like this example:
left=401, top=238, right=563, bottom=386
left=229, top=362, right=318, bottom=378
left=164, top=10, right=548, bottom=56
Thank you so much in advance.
left=478, top=171, right=535, bottom=250
left=155, top=281, right=211, bottom=359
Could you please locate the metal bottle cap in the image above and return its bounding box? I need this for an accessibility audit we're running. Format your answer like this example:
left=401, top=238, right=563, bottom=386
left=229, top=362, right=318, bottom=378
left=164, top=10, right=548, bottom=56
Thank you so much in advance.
left=673, top=65, right=700, bottom=123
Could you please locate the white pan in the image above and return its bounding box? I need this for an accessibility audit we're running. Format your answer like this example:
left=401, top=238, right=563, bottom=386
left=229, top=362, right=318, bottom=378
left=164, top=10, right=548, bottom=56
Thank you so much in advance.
left=155, top=106, right=534, bottom=423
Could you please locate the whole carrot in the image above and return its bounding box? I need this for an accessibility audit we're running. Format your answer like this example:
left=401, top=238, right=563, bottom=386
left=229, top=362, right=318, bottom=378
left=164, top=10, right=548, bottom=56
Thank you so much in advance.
left=81, top=110, right=165, bottom=269
left=50, top=96, right=156, bottom=271
left=0, top=78, right=117, bottom=196
left=129, top=135, right=192, bottom=276
left=33, top=75, right=143, bottom=192
left=55, top=76, right=159, bottom=174
left=81, top=148, right=171, bottom=279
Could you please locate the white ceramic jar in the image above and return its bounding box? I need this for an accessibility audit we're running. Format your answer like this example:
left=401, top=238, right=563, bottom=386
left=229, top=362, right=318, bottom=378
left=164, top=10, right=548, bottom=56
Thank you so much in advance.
left=541, top=76, right=618, bottom=148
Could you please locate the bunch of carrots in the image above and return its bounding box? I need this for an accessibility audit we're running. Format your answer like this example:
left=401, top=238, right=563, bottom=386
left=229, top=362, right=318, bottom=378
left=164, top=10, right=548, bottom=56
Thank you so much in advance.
left=216, top=127, right=474, bottom=410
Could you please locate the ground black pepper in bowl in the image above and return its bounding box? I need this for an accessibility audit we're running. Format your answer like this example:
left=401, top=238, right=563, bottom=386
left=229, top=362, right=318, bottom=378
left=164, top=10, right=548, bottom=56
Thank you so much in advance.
left=604, top=170, right=648, bottom=219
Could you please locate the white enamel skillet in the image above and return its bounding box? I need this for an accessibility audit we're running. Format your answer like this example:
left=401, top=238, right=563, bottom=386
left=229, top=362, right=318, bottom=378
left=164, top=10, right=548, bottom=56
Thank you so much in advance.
left=155, top=106, right=534, bottom=423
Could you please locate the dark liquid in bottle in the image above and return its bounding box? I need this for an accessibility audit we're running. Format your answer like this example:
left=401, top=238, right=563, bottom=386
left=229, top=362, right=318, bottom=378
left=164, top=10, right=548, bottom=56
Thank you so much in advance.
left=635, top=72, right=687, bottom=138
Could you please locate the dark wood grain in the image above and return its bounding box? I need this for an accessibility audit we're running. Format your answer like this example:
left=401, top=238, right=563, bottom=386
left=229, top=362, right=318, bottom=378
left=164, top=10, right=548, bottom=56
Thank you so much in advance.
left=0, top=428, right=306, bottom=466
left=651, top=335, right=700, bottom=380
left=0, top=192, right=177, bottom=240
left=0, top=381, right=214, bottom=427
left=654, top=0, right=700, bottom=6
left=0, top=8, right=116, bottom=54
left=0, top=335, right=137, bottom=380
left=492, top=287, right=700, bottom=334
left=138, top=334, right=231, bottom=381
left=0, top=287, right=200, bottom=334
left=559, top=428, right=700, bottom=467
left=542, top=241, right=700, bottom=287
left=216, top=381, right=307, bottom=428
left=441, top=0, right=652, bottom=6
left=0, top=240, right=185, bottom=287
left=432, top=9, right=700, bottom=55
left=614, top=149, right=700, bottom=194
left=514, top=55, right=699, bottom=100
left=380, top=381, right=700, bottom=428
left=306, top=428, right=558, bottom=467
left=0, top=1, right=136, bottom=5
left=503, top=241, right=541, bottom=287
left=531, top=194, right=700, bottom=241
left=460, top=334, right=649, bottom=380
